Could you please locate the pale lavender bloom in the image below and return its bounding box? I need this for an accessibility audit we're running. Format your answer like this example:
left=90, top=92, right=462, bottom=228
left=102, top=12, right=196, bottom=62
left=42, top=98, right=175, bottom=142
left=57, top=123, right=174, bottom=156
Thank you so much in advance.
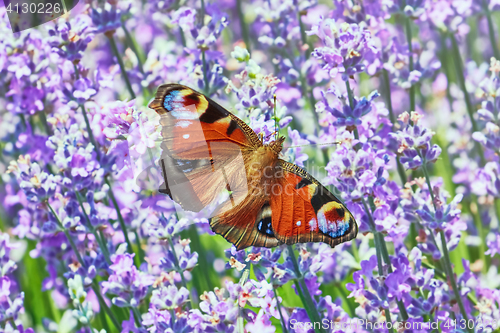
left=416, top=192, right=463, bottom=229
left=46, top=16, right=94, bottom=63
left=226, top=62, right=281, bottom=114
left=192, top=4, right=229, bottom=48
left=386, top=0, right=426, bottom=18
left=0, top=234, right=18, bottom=276
left=383, top=37, right=441, bottom=90
left=425, top=0, right=478, bottom=35
left=307, top=18, right=380, bottom=80
left=388, top=112, right=442, bottom=170
left=146, top=215, right=191, bottom=240
left=0, top=233, right=32, bottom=331
left=325, top=143, right=390, bottom=202
left=102, top=248, right=155, bottom=307
left=150, top=285, right=190, bottom=310
left=90, top=3, right=127, bottom=34
left=7, top=155, right=59, bottom=203
left=283, top=128, right=309, bottom=168
left=46, top=122, right=102, bottom=191
left=0, top=277, right=25, bottom=325
left=72, top=78, right=97, bottom=104
left=485, top=233, right=500, bottom=257
left=317, top=85, right=380, bottom=129
left=159, top=238, right=198, bottom=272
left=332, top=0, right=389, bottom=23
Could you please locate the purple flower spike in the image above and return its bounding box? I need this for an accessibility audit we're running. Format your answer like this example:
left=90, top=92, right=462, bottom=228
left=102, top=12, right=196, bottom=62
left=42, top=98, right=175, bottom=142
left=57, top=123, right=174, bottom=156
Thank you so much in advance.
left=308, top=18, right=380, bottom=81
left=102, top=246, right=155, bottom=307
left=90, top=3, right=127, bottom=35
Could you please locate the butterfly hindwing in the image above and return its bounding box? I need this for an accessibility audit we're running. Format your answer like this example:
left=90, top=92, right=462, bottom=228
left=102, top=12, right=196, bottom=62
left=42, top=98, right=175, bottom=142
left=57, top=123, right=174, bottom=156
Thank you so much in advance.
left=270, top=160, right=358, bottom=247
left=210, top=200, right=282, bottom=250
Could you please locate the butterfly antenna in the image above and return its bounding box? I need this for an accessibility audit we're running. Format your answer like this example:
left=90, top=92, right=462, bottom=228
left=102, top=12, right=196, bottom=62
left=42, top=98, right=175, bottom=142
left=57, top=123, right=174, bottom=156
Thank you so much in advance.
left=285, top=141, right=342, bottom=149
left=273, top=94, right=278, bottom=141
left=266, top=130, right=279, bottom=140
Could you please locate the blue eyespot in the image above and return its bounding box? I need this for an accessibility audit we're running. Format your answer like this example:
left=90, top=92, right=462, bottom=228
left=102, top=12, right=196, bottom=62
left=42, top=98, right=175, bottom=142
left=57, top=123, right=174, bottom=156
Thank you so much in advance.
left=164, top=90, right=181, bottom=111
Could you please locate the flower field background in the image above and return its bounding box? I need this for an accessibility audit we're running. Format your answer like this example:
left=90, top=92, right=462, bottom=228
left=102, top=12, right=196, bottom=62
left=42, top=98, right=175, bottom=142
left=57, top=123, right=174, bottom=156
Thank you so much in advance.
left=1, top=0, right=500, bottom=332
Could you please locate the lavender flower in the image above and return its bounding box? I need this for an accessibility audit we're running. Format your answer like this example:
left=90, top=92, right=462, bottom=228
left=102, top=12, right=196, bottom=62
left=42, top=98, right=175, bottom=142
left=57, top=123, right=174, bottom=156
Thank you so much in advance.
left=47, top=16, right=94, bottom=63
left=317, top=85, right=380, bottom=131
left=102, top=245, right=154, bottom=307
left=307, top=18, right=379, bottom=80
left=389, top=112, right=442, bottom=170
left=90, top=3, right=126, bottom=35
left=7, top=155, right=59, bottom=203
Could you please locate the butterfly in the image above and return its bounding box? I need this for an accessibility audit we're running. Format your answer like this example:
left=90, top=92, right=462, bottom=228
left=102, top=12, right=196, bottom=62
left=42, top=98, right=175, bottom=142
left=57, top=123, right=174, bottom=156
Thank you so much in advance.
left=148, top=83, right=358, bottom=250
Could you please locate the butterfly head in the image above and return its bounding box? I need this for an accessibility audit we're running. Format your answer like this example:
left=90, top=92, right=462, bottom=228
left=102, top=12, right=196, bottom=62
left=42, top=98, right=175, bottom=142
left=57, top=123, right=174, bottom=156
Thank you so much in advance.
left=268, top=136, right=286, bottom=155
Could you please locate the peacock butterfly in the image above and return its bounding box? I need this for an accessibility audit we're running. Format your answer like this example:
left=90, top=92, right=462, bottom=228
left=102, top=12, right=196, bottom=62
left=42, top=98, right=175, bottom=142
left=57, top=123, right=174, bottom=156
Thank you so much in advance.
left=148, top=83, right=358, bottom=250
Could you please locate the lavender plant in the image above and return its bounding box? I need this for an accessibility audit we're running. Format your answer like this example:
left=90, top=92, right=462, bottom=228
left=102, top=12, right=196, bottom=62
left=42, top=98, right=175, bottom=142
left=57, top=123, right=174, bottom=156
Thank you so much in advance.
left=1, top=0, right=500, bottom=333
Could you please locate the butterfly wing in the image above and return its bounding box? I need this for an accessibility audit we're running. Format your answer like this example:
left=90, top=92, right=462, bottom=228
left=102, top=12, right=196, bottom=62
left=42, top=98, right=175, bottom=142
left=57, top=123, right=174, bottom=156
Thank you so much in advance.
left=149, top=84, right=261, bottom=212
left=270, top=160, right=358, bottom=248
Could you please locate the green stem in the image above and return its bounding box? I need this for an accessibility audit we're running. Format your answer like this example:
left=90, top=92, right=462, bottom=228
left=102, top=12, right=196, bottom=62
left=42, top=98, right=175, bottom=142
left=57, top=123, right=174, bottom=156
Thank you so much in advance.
left=396, top=156, right=408, bottom=185
left=404, top=16, right=416, bottom=113
left=345, top=79, right=355, bottom=110
left=121, top=22, right=145, bottom=74
left=298, top=70, right=319, bottom=135
left=272, top=280, right=289, bottom=333
left=439, top=231, right=472, bottom=332
left=483, top=0, right=500, bottom=60
left=237, top=263, right=251, bottom=333
left=345, top=79, right=362, bottom=147
left=200, top=0, right=205, bottom=24
left=335, top=282, right=355, bottom=317
left=420, top=164, right=472, bottom=331
left=471, top=196, right=488, bottom=274
left=75, top=191, right=111, bottom=264
left=382, top=67, right=409, bottom=186
left=167, top=237, right=189, bottom=290
left=362, top=198, right=408, bottom=322
left=132, top=307, right=143, bottom=327
left=107, top=34, right=136, bottom=100
left=80, top=105, right=101, bottom=160
left=351, top=240, right=360, bottom=262
left=104, top=177, right=139, bottom=266
left=73, top=63, right=80, bottom=80
left=134, top=229, right=146, bottom=265
left=39, top=109, right=52, bottom=136
left=449, top=33, right=486, bottom=165
left=93, top=281, right=122, bottom=331
left=47, top=202, right=84, bottom=265
left=50, top=202, right=122, bottom=329
left=439, top=35, right=455, bottom=110
left=298, top=10, right=311, bottom=59
left=98, top=305, right=112, bottom=333
left=287, top=245, right=326, bottom=333
left=382, top=69, right=396, bottom=124
left=421, top=162, right=436, bottom=209
left=201, top=49, right=210, bottom=95
left=495, top=198, right=500, bottom=227
left=236, top=0, right=251, bottom=54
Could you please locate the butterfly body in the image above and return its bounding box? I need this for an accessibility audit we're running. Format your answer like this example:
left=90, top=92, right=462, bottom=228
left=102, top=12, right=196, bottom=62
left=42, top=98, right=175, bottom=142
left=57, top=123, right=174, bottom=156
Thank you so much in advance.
left=149, top=84, right=358, bottom=250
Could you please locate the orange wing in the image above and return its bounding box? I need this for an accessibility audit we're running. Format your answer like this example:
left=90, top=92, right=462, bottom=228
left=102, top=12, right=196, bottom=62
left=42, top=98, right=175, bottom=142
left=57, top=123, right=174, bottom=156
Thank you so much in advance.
left=149, top=84, right=261, bottom=212
left=270, top=160, right=358, bottom=248
left=149, top=84, right=261, bottom=159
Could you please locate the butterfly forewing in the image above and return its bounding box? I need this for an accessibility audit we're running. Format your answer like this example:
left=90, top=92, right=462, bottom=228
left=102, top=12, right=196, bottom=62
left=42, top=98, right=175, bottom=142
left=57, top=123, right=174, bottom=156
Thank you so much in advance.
left=149, top=84, right=261, bottom=216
